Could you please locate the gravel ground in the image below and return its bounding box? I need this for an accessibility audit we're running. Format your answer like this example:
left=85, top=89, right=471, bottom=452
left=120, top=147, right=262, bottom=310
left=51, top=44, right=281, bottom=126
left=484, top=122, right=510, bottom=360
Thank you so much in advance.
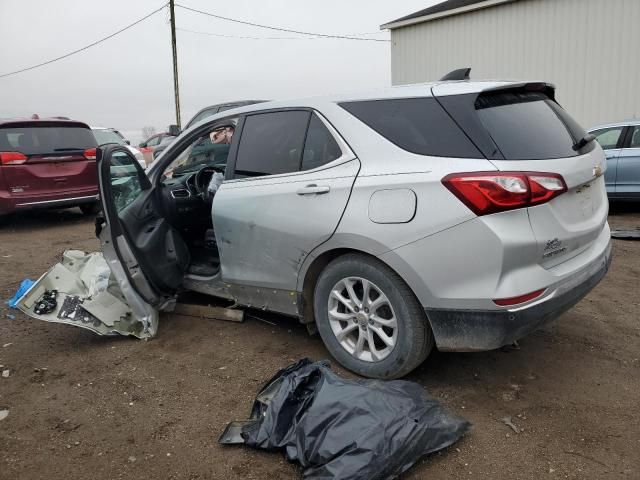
left=0, top=204, right=639, bottom=480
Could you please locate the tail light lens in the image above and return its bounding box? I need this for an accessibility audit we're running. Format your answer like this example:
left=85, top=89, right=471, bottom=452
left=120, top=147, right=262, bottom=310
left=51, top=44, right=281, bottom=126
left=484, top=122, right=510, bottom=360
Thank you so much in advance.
left=442, top=172, right=567, bottom=216
left=0, top=152, right=28, bottom=165
left=83, top=148, right=97, bottom=160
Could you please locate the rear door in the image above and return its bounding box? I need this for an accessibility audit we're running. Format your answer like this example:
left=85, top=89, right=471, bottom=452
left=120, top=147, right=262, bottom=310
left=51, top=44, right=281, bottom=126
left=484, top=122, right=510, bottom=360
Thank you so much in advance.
left=615, top=125, right=640, bottom=199
left=96, top=145, right=188, bottom=313
left=213, top=109, right=359, bottom=290
left=0, top=121, right=98, bottom=202
left=435, top=85, right=609, bottom=268
left=591, top=126, right=626, bottom=196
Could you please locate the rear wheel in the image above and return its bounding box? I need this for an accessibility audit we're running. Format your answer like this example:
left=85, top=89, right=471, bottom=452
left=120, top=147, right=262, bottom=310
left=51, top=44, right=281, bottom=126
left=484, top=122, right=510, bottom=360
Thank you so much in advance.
left=313, top=253, right=433, bottom=379
left=79, top=203, right=99, bottom=215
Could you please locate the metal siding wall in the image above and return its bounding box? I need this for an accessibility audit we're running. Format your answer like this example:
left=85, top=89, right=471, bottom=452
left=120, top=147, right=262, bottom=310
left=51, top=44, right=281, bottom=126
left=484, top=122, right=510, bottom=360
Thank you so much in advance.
left=390, top=0, right=640, bottom=128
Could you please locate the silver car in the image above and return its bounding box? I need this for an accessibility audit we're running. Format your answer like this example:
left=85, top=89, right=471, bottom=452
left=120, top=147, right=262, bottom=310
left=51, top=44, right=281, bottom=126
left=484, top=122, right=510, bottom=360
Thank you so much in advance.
left=20, top=80, right=612, bottom=379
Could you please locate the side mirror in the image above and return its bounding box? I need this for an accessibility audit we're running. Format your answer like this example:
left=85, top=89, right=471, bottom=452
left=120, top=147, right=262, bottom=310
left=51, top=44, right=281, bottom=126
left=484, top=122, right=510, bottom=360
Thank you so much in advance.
left=125, top=140, right=131, bottom=145
left=168, top=124, right=181, bottom=136
left=139, top=142, right=146, bottom=148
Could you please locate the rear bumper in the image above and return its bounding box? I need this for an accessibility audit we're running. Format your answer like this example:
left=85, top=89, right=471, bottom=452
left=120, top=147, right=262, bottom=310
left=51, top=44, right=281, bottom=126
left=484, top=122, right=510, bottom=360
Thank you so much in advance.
left=426, top=241, right=613, bottom=351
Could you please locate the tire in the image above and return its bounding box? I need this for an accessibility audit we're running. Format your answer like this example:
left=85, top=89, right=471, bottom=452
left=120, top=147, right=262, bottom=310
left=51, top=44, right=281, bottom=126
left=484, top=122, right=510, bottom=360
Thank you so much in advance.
left=314, top=253, right=434, bottom=379
left=79, top=203, right=99, bottom=215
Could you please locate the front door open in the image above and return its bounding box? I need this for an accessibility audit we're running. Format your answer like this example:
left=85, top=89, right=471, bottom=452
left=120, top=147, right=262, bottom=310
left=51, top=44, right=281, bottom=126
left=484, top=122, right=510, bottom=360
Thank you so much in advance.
left=97, top=145, right=189, bottom=307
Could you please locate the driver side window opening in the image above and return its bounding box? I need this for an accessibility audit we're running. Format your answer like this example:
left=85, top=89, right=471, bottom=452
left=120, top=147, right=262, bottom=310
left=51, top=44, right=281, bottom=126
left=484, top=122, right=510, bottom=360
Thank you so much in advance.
left=164, top=124, right=236, bottom=179
left=158, top=120, right=239, bottom=278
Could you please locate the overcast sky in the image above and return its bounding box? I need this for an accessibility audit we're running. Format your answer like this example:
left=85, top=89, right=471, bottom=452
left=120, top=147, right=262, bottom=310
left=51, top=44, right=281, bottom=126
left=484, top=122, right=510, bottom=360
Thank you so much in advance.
left=0, top=0, right=438, bottom=142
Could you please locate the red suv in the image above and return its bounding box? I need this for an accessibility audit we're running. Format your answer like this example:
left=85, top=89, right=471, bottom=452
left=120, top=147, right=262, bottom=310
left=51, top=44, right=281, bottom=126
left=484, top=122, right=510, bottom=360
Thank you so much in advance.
left=0, top=118, right=99, bottom=217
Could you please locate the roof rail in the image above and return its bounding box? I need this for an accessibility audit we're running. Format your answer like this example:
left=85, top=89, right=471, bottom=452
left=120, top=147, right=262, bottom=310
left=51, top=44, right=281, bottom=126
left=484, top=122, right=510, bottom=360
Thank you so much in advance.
left=440, top=68, right=471, bottom=81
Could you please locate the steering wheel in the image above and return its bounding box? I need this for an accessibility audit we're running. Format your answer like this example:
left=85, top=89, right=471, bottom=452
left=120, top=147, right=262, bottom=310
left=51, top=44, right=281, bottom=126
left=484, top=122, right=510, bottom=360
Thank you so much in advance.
left=194, top=164, right=225, bottom=202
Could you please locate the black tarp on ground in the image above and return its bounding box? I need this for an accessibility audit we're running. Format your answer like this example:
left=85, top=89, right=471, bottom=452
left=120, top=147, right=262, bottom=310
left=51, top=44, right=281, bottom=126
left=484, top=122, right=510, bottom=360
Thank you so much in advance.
left=219, top=359, right=470, bottom=479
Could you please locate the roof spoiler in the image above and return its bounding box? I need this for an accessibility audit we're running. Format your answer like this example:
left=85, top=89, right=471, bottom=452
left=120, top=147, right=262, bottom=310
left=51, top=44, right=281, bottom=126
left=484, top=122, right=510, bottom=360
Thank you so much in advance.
left=440, top=68, right=471, bottom=81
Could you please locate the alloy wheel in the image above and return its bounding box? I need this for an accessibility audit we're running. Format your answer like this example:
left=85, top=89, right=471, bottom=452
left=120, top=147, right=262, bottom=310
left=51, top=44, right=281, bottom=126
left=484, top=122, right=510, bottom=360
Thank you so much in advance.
left=327, top=276, right=398, bottom=362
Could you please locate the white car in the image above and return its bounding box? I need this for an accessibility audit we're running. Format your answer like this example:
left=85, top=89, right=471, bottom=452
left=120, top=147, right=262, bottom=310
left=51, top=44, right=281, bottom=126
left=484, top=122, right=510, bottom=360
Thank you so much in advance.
left=91, top=127, right=146, bottom=169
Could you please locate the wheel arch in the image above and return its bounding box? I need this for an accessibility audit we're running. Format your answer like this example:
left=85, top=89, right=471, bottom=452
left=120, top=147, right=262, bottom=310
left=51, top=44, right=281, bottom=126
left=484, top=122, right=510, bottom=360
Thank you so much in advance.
left=298, top=246, right=434, bottom=335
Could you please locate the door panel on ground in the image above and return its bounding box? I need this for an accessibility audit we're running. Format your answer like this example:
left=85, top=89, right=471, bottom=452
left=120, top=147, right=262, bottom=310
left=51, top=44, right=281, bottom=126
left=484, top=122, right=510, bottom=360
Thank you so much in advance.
left=616, top=127, right=640, bottom=198
left=16, top=250, right=155, bottom=339
left=99, top=146, right=188, bottom=305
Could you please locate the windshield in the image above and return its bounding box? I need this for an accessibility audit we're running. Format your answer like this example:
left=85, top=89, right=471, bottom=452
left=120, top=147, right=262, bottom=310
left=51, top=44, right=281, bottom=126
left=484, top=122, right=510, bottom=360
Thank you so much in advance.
left=93, top=129, right=125, bottom=146
left=164, top=126, right=235, bottom=178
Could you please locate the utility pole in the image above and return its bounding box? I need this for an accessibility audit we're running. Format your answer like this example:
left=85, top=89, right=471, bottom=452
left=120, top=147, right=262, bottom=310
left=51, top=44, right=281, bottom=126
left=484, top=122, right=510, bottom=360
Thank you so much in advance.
left=169, top=0, right=181, bottom=129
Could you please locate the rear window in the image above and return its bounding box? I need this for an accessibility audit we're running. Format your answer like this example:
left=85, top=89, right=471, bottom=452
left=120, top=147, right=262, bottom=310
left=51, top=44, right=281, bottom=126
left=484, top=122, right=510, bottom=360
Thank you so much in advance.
left=475, top=91, right=587, bottom=160
left=0, top=124, right=96, bottom=155
left=339, top=98, right=481, bottom=158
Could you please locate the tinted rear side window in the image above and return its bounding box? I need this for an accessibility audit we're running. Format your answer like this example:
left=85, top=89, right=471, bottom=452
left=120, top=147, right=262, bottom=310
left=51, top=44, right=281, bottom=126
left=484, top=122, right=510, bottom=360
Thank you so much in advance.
left=340, top=98, right=481, bottom=158
left=302, top=114, right=342, bottom=171
left=235, top=111, right=311, bottom=176
left=475, top=91, right=586, bottom=160
left=0, top=124, right=96, bottom=155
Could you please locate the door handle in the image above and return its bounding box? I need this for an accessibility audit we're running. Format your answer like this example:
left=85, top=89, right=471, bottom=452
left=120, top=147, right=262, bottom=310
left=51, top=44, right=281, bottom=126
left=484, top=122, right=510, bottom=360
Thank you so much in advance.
left=296, top=184, right=330, bottom=195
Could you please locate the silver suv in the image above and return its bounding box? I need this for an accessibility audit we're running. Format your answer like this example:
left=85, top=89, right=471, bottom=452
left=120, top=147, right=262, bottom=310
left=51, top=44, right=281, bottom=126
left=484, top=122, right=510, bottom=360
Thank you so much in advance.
left=21, top=80, right=612, bottom=379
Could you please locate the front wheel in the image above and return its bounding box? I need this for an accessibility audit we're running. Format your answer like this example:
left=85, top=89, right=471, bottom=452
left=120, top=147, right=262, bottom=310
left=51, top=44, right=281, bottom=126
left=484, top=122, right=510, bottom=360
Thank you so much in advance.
left=313, top=253, right=433, bottom=379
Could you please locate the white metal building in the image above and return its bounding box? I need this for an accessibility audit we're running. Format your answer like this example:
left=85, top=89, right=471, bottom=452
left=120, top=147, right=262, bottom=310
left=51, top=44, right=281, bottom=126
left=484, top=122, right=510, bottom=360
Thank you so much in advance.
left=381, top=0, right=640, bottom=128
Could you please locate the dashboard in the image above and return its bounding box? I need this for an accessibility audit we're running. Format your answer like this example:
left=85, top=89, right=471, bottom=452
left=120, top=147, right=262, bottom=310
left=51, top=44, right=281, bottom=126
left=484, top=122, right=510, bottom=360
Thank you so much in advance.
left=159, top=164, right=224, bottom=227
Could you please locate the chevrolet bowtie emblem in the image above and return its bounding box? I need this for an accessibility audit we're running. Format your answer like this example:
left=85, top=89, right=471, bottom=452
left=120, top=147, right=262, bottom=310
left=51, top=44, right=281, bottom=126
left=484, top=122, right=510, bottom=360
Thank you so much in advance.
left=593, top=165, right=603, bottom=178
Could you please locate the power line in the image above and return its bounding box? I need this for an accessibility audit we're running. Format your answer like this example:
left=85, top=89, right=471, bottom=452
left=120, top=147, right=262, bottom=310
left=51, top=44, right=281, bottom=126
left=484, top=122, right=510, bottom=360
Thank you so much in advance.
left=0, top=4, right=168, bottom=79
left=175, top=4, right=390, bottom=42
left=177, top=27, right=388, bottom=41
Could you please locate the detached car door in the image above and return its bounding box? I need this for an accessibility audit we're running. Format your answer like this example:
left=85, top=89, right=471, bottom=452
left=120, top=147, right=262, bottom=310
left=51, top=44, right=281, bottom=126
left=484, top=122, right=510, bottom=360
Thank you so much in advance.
left=96, top=146, right=189, bottom=323
left=213, top=109, right=359, bottom=291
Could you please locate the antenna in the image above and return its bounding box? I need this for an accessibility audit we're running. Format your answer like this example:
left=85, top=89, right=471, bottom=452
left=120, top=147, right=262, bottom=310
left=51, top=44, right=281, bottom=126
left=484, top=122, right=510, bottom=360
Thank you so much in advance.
left=440, top=68, right=471, bottom=81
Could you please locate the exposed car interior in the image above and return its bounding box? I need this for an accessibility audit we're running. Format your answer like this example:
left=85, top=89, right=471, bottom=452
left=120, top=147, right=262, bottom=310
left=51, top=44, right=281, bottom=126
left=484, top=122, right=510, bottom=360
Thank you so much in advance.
left=107, top=110, right=344, bottom=299
left=153, top=124, right=236, bottom=277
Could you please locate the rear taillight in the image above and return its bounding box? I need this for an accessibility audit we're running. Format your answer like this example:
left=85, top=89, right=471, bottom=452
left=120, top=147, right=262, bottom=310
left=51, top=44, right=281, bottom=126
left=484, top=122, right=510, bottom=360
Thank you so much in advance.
left=83, top=148, right=97, bottom=160
left=494, top=289, right=546, bottom=307
left=442, top=172, right=567, bottom=216
left=0, top=152, right=28, bottom=165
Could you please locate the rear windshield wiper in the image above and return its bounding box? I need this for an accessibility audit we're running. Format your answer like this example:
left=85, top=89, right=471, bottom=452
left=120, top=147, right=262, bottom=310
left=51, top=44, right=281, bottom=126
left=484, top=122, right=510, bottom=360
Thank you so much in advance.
left=572, top=134, right=596, bottom=151
left=53, top=147, right=84, bottom=152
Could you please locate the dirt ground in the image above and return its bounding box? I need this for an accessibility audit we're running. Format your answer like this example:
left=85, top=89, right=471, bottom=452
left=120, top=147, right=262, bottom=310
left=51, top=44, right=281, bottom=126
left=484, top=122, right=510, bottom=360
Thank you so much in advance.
left=0, top=205, right=639, bottom=480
